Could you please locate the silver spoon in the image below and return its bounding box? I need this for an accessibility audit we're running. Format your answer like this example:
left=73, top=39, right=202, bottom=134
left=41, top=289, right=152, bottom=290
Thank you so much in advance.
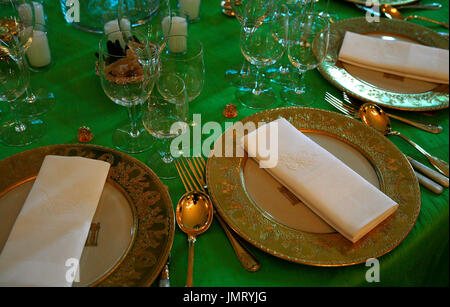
left=360, top=103, right=449, bottom=177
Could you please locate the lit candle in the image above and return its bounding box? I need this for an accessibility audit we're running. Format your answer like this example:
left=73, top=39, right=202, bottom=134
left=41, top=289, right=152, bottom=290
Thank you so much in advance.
left=104, top=18, right=131, bottom=47
left=26, top=30, right=51, bottom=68
left=162, top=16, right=188, bottom=54
left=179, top=0, right=201, bottom=22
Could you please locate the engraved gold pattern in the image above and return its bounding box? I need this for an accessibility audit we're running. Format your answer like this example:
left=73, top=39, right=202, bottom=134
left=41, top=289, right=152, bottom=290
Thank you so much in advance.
left=0, top=144, right=175, bottom=286
left=317, top=18, right=449, bottom=111
left=206, top=107, right=421, bottom=266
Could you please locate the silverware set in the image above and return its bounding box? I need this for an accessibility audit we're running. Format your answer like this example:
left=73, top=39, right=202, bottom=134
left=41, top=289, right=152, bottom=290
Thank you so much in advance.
left=325, top=92, right=449, bottom=194
left=174, top=156, right=261, bottom=286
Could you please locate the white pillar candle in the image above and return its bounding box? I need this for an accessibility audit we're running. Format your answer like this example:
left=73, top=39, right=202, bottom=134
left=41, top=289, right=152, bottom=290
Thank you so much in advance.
left=179, top=0, right=201, bottom=21
left=104, top=19, right=131, bottom=47
left=26, top=30, right=51, bottom=68
left=17, top=3, right=33, bottom=25
left=32, top=2, right=46, bottom=25
left=161, top=16, right=188, bottom=54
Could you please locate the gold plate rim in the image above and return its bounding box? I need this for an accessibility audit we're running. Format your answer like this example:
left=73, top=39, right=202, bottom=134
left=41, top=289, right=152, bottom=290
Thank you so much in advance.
left=0, top=144, right=175, bottom=286
left=317, top=17, right=449, bottom=111
left=206, top=107, right=421, bottom=267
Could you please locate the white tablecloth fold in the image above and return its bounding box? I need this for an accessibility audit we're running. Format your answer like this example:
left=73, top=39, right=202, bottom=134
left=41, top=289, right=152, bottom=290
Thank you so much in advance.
left=0, top=155, right=110, bottom=287
left=241, top=118, right=398, bottom=243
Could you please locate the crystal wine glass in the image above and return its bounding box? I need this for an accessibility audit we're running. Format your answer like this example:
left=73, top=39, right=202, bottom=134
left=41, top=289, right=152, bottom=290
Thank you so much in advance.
left=159, top=34, right=204, bottom=125
left=265, top=0, right=307, bottom=87
left=98, top=29, right=158, bottom=153
left=142, top=73, right=189, bottom=179
left=0, top=37, right=45, bottom=146
left=226, top=0, right=256, bottom=89
left=282, top=11, right=330, bottom=106
left=237, top=0, right=286, bottom=109
left=118, top=0, right=172, bottom=49
left=1, top=0, right=55, bottom=118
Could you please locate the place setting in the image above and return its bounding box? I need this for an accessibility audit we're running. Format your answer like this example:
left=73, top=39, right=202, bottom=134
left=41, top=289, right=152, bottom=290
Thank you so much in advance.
left=0, top=0, right=448, bottom=289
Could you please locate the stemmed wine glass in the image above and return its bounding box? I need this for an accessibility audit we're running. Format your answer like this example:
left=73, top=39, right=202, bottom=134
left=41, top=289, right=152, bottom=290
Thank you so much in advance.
left=282, top=11, right=330, bottom=106
left=98, top=29, right=158, bottom=153
left=226, top=0, right=256, bottom=89
left=159, top=34, right=204, bottom=125
left=1, top=0, right=55, bottom=118
left=237, top=0, right=286, bottom=109
left=0, top=37, right=45, bottom=146
left=265, top=0, right=306, bottom=87
left=142, top=73, right=189, bottom=179
left=118, top=0, right=172, bottom=49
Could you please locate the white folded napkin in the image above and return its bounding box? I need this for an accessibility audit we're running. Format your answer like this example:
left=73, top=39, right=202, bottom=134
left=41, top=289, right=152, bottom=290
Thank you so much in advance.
left=241, top=118, right=398, bottom=243
left=0, top=155, right=110, bottom=287
left=338, top=31, right=449, bottom=84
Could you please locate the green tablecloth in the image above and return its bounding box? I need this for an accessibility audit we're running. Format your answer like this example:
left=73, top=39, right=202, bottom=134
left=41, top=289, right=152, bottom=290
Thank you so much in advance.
left=0, top=0, right=448, bottom=287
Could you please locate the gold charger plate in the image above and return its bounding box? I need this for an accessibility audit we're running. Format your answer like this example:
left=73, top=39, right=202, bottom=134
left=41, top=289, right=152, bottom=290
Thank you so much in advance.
left=317, top=17, right=449, bottom=111
left=0, top=144, right=175, bottom=286
left=206, top=107, right=421, bottom=266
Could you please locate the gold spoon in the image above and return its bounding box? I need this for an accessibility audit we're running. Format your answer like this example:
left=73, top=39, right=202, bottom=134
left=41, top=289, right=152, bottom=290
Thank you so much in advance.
left=381, top=4, right=449, bottom=29
left=360, top=103, right=449, bottom=177
left=176, top=191, right=214, bottom=287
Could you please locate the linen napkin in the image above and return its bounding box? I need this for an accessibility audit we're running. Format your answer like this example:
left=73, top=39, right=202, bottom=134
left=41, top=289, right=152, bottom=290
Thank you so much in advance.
left=0, top=155, right=110, bottom=287
left=241, top=118, right=398, bottom=243
left=338, top=31, right=449, bottom=84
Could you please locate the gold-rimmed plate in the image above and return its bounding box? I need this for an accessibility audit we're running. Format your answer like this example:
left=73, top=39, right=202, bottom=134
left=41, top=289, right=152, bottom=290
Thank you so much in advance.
left=206, top=107, right=421, bottom=266
left=318, top=17, right=449, bottom=111
left=0, top=144, right=175, bottom=286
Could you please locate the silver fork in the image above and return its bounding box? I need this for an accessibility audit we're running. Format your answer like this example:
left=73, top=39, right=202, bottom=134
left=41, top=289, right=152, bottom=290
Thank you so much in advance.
left=342, top=92, right=442, bottom=134
left=325, top=92, right=359, bottom=117
left=174, top=157, right=261, bottom=272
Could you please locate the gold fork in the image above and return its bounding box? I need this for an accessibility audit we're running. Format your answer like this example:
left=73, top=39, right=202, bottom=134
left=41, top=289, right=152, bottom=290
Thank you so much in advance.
left=174, top=157, right=261, bottom=272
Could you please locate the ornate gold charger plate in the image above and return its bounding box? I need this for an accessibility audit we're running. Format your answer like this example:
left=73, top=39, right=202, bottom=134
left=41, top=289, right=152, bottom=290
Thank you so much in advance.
left=0, top=144, right=175, bottom=286
left=318, top=17, right=449, bottom=111
left=206, top=107, right=421, bottom=266
left=343, top=0, right=418, bottom=6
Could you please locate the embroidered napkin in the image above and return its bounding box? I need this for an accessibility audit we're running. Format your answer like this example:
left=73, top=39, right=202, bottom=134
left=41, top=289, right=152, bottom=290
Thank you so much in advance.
left=241, top=118, right=398, bottom=243
left=0, top=155, right=110, bottom=287
left=338, top=31, right=449, bottom=84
